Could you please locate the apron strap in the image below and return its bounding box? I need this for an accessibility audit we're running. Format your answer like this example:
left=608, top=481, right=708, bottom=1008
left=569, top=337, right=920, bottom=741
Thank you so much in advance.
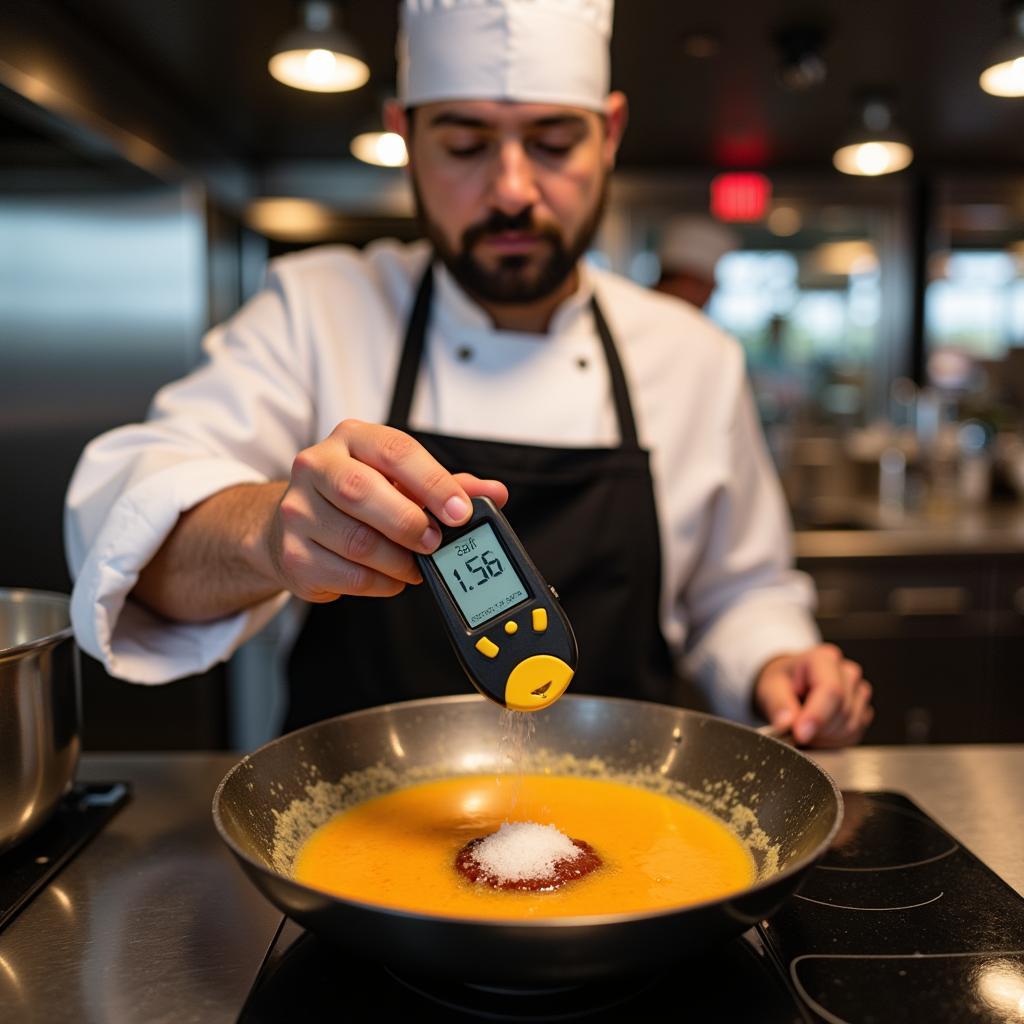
left=589, top=295, right=639, bottom=451
left=388, top=262, right=641, bottom=451
left=387, top=263, right=435, bottom=427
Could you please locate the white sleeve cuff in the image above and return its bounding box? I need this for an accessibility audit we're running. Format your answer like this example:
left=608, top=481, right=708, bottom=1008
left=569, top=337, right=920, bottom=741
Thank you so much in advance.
left=684, top=598, right=821, bottom=725
left=70, top=457, right=290, bottom=684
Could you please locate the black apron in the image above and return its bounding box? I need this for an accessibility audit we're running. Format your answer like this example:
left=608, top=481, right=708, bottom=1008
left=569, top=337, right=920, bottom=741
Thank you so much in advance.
left=284, top=265, right=676, bottom=730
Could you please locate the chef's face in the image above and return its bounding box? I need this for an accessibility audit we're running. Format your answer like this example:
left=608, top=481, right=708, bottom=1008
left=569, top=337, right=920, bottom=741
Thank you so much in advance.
left=387, top=95, right=628, bottom=305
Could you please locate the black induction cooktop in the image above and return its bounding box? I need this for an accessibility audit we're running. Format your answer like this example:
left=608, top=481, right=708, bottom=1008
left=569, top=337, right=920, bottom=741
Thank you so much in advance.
left=239, top=792, right=1024, bottom=1023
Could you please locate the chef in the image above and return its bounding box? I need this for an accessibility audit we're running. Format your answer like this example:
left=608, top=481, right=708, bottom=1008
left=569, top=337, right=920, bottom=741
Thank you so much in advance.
left=654, top=215, right=739, bottom=310
left=64, top=0, right=873, bottom=748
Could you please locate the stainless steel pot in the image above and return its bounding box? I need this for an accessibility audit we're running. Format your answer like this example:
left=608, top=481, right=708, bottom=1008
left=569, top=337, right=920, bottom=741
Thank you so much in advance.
left=214, top=695, right=842, bottom=986
left=0, top=588, right=81, bottom=852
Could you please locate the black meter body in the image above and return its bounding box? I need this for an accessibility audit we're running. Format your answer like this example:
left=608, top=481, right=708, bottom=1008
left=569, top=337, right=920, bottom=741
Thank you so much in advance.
left=415, top=497, right=577, bottom=712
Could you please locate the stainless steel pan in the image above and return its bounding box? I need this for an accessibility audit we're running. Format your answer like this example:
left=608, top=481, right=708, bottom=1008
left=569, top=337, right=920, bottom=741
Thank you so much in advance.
left=213, top=695, right=841, bottom=986
left=0, top=588, right=81, bottom=851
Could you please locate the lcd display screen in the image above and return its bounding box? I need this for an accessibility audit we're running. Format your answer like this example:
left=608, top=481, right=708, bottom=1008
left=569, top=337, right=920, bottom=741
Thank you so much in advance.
left=430, top=522, right=530, bottom=628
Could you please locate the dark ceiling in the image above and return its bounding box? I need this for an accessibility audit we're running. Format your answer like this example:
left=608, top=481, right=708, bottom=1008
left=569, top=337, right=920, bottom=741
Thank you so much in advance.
left=0, top=87, right=155, bottom=186
left=17, top=0, right=1024, bottom=170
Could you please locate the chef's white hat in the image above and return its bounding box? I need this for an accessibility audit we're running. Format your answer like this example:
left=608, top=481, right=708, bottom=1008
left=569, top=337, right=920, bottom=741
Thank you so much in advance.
left=397, top=0, right=614, bottom=112
left=658, top=216, right=740, bottom=278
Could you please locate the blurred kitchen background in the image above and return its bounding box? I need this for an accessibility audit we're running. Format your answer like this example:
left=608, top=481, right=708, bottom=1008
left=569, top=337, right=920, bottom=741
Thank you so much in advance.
left=2, top=0, right=1024, bottom=750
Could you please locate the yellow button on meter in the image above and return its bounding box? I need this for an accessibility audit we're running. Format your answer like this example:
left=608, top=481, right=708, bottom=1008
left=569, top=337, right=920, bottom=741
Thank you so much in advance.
left=504, top=621, right=519, bottom=635
left=504, top=654, right=574, bottom=712
left=531, top=608, right=548, bottom=633
left=475, top=637, right=499, bottom=659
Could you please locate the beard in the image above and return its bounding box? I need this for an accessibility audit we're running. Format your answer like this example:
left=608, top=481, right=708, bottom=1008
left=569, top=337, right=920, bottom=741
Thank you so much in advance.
left=412, top=176, right=608, bottom=305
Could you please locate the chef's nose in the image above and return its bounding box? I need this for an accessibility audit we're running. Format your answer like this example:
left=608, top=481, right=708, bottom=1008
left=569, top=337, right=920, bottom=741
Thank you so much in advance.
left=490, top=140, right=541, bottom=215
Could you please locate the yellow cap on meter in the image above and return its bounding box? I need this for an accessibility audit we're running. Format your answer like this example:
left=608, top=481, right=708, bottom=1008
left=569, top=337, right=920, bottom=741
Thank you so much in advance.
left=504, top=655, right=575, bottom=712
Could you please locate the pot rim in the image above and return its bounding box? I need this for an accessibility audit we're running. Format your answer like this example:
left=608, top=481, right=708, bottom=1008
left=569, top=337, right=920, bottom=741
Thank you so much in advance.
left=0, top=587, right=74, bottom=658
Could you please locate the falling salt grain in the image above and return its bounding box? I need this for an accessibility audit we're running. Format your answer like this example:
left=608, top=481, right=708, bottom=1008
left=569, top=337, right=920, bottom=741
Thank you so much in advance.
left=471, top=822, right=581, bottom=883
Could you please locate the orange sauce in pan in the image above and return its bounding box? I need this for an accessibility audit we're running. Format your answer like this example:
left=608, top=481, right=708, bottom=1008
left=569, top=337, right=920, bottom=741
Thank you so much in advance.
left=292, top=774, right=754, bottom=920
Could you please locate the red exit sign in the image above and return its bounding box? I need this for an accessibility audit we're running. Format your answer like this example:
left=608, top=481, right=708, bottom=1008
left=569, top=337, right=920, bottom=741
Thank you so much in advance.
left=710, top=172, right=772, bottom=222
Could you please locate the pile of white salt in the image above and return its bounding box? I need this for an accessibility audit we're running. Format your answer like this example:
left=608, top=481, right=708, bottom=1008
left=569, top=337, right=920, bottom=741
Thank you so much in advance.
left=470, top=821, right=581, bottom=883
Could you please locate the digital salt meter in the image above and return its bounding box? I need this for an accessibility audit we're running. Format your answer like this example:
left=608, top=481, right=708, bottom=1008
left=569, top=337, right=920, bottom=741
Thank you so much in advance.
left=416, top=497, right=578, bottom=712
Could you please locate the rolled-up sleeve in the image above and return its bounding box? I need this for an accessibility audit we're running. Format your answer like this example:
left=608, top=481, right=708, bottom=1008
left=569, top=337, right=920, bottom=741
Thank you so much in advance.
left=680, top=372, right=819, bottom=724
left=64, top=271, right=312, bottom=683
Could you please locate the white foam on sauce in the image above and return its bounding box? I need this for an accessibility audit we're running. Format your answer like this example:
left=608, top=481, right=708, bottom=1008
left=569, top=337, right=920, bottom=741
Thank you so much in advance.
left=471, top=821, right=581, bottom=883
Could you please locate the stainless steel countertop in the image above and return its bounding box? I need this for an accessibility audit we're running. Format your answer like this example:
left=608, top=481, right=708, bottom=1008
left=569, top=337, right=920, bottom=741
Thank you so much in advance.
left=1, top=745, right=1022, bottom=1023
left=794, top=502, right=1024, bottom=558
left=0, top=754, right=283, bottom=1024
left=810, top=746, right=1024, bottom=894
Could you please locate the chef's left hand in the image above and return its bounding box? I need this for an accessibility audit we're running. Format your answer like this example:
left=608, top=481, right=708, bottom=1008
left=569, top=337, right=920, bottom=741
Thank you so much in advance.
left=753, top=644, right=874, bottom=748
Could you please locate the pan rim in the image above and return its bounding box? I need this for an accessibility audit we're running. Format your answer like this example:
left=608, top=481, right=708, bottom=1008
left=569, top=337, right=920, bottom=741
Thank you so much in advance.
left=212, top=694, right=844, bottom=930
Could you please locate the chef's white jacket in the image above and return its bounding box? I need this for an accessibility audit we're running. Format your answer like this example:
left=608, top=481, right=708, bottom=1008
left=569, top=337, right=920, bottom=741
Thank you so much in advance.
left=64, top=239, right=819, bottom=724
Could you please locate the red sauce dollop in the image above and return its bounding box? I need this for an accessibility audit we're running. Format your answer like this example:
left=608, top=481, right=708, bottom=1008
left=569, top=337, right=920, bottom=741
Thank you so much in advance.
left=455, top=836, right=602, bottom=891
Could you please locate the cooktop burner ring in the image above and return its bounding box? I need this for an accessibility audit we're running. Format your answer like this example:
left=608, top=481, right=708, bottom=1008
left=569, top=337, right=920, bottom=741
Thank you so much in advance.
left=816, top=846, right=960, bottom=872
left=382, top=964, right=663, bottom=1020
left=793, top=889, right=947, bottom=913
left=817, top=792, right=959, bottom=872
left=789, top=949, right=1024, bottom=1024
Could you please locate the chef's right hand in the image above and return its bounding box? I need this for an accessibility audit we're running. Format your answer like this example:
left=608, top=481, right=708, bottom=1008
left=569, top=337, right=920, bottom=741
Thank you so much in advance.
left=266, top=419, right=508, bottom=602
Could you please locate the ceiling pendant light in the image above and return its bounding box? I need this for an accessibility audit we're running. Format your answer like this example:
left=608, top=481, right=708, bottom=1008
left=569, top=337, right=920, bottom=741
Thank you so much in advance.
left=245, top=197, right=337, bottom=242
left=980, top=1, right=1024, bottom=97
left=350, top=94, right=408, bottom=167
left=832, top=95, right=913, bottom=177
left=350, top=130, right=408, bottom=167
left=269, top=1, right=370, bottom=93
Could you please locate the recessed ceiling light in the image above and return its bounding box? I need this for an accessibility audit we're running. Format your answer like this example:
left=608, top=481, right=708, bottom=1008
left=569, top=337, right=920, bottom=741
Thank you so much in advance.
left=767, top=205, right=803, bottom=236
left=680, top=32, right=720, bottom=59
left=811, top=240, right=879, bottom=276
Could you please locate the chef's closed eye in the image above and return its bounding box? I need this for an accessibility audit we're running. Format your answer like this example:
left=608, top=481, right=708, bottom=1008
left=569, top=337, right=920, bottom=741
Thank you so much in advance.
left=528, top=138, right=573, bottom=158
left=442, top=131, right=490, bottom=159
left=527, top=126, right=586, bottom=159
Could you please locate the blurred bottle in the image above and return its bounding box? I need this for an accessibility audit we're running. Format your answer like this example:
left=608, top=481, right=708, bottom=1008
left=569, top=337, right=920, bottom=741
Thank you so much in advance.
left=879, top=446, right=907, bottom=511
left=915, top=387, right=958, bottom=517
left=889, top=377, right=918, bottom=430
left=955, top=420, right=992, bottom=507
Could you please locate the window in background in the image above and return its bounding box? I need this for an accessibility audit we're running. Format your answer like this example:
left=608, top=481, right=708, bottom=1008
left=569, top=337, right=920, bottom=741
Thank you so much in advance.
left=607, top=183, right=900, bottom=438
left=926, top=250, right=1024, bottom=359
left=596, top=183, right=906, bottom=521
left=922, top=180, right=1024, bottom=446
left=707, top=248, right=882, bottom=428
